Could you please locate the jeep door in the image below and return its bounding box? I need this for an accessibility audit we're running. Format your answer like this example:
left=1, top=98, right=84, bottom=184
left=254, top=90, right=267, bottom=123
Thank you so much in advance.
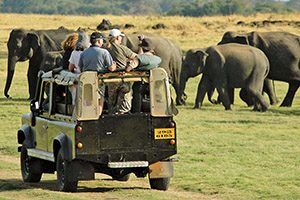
left=35, top=117, right=49, bottom=151
left=34, top=80, right=50, bottom=151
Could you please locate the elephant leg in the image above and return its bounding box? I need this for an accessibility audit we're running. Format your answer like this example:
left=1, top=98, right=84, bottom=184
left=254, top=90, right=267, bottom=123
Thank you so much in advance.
left=228, top=87, right=234, bottom=105
left=247, top=82, right=269, bottom=112
left=216, top=86, right=231, bottom=110
left=172, top=74, right=186, bottom=106
left=213, top=73, right=231, bottom=110
left=27, top=62, right=40, bottom=100
left=194, top=75, right=210, bottom=109
left=217, top=95, right=222, bottom=104
left=218, top=87, right=234, bottom=105
left=263, top=79, right=278, bottom=105
left=239, top=88, right=253, bottom=106
left=280, top=81, right=300, bottom=107
left=207, top=84, right=218, bottom=104
left=174, top=83, right=185, bottom=106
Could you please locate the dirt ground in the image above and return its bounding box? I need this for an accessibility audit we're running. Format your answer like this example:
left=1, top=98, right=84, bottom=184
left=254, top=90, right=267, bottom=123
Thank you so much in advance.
left=0, top=154, right=216, bottom=200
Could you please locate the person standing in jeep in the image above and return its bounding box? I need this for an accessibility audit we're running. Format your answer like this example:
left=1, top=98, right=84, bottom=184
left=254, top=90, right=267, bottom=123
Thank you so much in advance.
left=79, top=32, right=115, bottom=73
left=106, top=29, right=137, bottom=114
left=78, top=31, right=116, bottom=114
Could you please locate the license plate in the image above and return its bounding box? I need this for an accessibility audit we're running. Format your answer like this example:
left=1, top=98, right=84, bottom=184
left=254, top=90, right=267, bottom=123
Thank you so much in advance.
left=154, top=128, right=175, bottom=139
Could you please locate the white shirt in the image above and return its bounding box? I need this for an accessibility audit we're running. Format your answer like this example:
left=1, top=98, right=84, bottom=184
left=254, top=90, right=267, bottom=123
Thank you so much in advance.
left=69, top=50, right=83, bottom=74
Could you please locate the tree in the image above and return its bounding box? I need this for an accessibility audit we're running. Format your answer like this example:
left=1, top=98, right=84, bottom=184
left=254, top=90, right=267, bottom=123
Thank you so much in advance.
left=0, top=0, right=298, bottom=16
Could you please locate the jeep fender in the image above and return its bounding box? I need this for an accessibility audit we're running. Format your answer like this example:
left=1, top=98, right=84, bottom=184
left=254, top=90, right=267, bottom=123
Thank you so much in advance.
left=53, top=133, right=73, bottom=162
left=17, top=124, right=35, bottom=148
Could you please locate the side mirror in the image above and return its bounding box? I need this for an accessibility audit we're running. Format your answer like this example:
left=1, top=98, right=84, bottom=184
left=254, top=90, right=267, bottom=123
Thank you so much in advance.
left=30, top=100, right=39, bottom=126
left=30, top=100, right=39, bottom=113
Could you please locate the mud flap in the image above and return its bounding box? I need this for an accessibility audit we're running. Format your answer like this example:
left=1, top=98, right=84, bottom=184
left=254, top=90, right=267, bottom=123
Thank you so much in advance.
left=71, top=160, right=95, bottom=181
left=149, top=161, right=174, bottom=178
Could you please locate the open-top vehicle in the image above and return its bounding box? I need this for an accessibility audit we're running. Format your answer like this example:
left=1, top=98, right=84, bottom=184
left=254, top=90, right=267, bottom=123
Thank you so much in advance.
left=17, top=68, right=177, bottom=192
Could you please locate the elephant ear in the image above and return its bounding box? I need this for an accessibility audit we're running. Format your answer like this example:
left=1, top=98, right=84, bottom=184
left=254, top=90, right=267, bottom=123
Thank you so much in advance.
left=196, top=50, right=208, bottom=73
left=27, top=33, right=41, bottom=51
left=248, top=32, right=263, bottom=47
left=235, top=35, right=249, bottom=45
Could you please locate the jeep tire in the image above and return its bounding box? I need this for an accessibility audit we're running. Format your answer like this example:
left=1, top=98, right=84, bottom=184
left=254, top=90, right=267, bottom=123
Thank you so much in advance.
left=20, top=144, right=43, bottom=182
left=112, top=174, right=130, bottom=182
left=56, top=148, right=78, bottom=192
left=149, top=177, right=170, bottom=191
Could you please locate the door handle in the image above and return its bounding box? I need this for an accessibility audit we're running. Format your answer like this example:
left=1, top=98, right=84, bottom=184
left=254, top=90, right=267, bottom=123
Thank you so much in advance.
left=42, top=125, right=48, bottom=130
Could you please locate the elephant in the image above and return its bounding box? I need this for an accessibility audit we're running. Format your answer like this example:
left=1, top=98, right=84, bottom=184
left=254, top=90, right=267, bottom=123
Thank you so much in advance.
left=5, top=27, right=74, bottom=99
left=40, top=51, right=64, bottom=72
left=218, top=31, right=300, bottom=107
left=121, top=33, right=185, bottom=105
left=180, top=44, right=270, bottom=111
left=180, top=47, right=248, bottom=106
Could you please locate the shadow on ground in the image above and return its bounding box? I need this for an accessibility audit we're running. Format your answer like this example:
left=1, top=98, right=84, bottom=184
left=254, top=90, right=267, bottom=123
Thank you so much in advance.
left=77, top=186, right=148, bottom=193
left=0, top=98, right=29, bottom=102
left=268, top=108, right=300, bottom=116
left=0, top=178, right=147, bottom=193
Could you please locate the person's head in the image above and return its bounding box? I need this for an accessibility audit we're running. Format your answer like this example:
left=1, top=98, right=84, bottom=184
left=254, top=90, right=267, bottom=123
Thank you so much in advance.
left=62, top=33, right=78, bottom=51
left=140, top=38, right=155, bottom=54
left=109, top=29, right=125, bottom=44
left=90, top=32, right=105, bottom=47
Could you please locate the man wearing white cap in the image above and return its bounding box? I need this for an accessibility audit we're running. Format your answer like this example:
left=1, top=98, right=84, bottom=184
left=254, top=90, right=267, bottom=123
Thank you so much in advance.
left=107, top=29, right=137, bottom=70
left=106, top=29, right=137, bottom=114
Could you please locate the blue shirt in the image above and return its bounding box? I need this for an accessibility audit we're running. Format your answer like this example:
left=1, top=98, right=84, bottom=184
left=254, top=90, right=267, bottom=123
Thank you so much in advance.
left=79, top=45, right=113, bottom=73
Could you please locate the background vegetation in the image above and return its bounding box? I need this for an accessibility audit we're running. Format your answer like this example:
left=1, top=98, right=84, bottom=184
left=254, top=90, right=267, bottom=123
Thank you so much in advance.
left=0, top=12, right=300, bottom=199
left=0, top=0, right=299, bottom=16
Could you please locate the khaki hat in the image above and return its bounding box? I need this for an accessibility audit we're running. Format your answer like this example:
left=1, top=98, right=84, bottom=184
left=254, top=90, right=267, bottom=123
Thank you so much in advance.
left=109, top=29, right=125, bottom=37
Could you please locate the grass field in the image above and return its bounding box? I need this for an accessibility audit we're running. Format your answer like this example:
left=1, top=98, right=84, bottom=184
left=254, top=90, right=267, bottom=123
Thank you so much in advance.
left=0, top=13, right=300, bottom=200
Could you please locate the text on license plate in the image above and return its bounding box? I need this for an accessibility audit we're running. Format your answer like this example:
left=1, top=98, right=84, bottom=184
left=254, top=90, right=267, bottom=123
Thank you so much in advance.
left=154, top=128, right=175, bottom=139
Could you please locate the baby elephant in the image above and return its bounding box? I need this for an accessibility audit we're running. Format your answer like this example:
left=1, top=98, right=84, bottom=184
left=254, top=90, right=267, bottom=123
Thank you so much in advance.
left=193, top=44, right=270, bottom=111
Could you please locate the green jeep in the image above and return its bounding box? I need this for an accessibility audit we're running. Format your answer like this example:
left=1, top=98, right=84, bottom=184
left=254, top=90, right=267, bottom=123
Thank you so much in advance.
left=17, top=68, right=177, bottom=192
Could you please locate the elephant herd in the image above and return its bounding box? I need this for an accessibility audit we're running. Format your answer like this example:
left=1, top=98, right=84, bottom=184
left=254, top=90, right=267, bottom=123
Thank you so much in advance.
left=4, top=28, right=185, bottom=105
left=4, top=27, right=300, bottom=112
left=179, top=31, right=300, bottom=111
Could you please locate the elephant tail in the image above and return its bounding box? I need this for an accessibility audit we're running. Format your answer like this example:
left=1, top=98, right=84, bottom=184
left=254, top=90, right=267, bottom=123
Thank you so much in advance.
left=272, top=80, right=277, bottom=100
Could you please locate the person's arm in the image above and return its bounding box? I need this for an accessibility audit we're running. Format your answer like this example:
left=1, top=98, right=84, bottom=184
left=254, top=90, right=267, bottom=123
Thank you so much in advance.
left=68, top=53, right=76, bottom=72
left=108, top=61, right=116, bottom=72
left=123, top=46, right=137, bottom=59
left=68, top=63, right=76, bottom=72
left=104, top=50, right=116, bottom=72
left=78, top=54, right=84, bottom=72
left=138, top=47, right=144, bottom=54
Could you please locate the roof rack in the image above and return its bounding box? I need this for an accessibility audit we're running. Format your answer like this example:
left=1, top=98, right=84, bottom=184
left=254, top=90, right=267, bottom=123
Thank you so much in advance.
left=98, top=71, right=149, bottom=83
left=41, top=70, right=79, bottom=86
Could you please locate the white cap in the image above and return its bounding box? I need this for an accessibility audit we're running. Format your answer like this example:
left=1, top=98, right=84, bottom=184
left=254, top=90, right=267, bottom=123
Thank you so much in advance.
left=109, top=29, right=125, bottom=37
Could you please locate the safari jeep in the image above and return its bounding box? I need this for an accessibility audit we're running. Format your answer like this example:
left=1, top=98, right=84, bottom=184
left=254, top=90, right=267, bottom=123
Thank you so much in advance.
left=17, top=68, right=177, bottom=192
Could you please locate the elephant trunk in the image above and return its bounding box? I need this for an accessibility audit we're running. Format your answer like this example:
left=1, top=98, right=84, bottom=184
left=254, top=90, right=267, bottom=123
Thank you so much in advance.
left=177, top=70, right=188, bottom=105
left=4, top=54, right=18, bottom=98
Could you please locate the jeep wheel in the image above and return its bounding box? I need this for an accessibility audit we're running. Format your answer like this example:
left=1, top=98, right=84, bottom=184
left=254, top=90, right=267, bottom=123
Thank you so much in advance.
left=20, top=144, right=42, bottom=182
left=113, top=174, right=130, bottom=182
left=149, top=177, right=170, bottom=191
left=56, top=149, right=78, bottom=192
